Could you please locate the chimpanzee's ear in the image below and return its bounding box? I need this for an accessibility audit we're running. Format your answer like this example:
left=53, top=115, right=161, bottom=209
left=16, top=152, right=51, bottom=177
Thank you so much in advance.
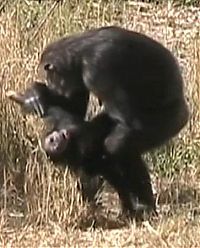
left=44, top=63, right=55, bottom=71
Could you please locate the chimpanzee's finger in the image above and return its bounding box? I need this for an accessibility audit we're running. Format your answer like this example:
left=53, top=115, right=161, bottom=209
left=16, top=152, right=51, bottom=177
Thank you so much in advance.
left=32, top=98, right=44, bottom=117
left=33, top=90, right=45, bottom=117
left=6, top=91, right=25, bottom=105
left=23, top=89, right=44, bottom=117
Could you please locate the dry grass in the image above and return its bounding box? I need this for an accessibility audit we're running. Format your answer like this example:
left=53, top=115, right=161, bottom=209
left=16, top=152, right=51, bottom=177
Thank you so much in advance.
left=0, top=0, right=200, bottom=247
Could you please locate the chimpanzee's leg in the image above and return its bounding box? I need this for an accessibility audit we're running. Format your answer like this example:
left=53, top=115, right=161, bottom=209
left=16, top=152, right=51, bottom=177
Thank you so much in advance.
left=121, top=153, right=156, bottom=219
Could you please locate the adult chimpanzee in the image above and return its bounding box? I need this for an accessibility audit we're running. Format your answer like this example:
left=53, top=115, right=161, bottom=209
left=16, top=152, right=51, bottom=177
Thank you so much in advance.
left=8, top=25, right=189, bottom=219
left=37, top=26, right=188, bottom=154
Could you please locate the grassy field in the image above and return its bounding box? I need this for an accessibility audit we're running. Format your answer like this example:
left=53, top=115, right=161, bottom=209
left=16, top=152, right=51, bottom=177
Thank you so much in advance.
left=0, top=0, right=200, bottom=247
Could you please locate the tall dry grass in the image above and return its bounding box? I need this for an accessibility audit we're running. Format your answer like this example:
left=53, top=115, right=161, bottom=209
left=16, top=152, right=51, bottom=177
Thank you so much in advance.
left=0, top=0, right=200, bottom=246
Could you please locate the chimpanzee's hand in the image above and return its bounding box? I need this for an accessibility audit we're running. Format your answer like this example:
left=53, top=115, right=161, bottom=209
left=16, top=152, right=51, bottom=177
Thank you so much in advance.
left=6, top=81, right=49, bottom=117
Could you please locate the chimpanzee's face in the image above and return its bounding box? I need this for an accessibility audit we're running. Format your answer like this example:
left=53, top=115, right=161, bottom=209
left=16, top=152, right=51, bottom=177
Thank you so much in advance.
left=38, top=63, right=82, bottom=98
left=43, top=129, right=71, bottom=158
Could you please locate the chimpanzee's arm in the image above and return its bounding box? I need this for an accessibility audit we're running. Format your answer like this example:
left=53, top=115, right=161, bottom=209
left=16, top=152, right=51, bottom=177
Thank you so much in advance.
left=75, top=112, right=115, bottom=158
left=7, top=81, right=89, bottom=119
left=26, top=81, right=89, bottom=119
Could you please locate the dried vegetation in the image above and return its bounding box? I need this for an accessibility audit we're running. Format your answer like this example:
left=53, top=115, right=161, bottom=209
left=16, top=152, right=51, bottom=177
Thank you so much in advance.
left=0, top=0, right=200, bottom=247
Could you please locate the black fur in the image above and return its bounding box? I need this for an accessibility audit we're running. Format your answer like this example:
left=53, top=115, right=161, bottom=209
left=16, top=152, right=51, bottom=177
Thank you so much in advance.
left=17, top=26, right=189, bottom=219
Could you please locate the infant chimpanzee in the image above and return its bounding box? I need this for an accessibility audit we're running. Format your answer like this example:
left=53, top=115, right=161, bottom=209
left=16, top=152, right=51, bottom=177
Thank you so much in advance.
left=7, top=83, right=116, bottom=205
left=7, top=81, right=156, bottom=220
